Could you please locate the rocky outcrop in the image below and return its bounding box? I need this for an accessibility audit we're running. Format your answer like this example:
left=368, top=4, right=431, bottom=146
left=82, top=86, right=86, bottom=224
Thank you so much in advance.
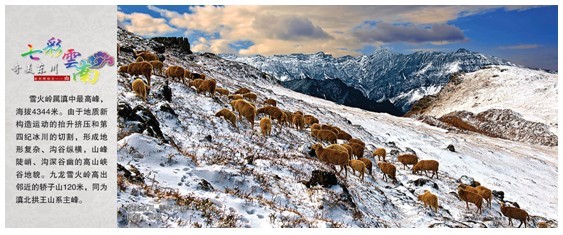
left=151, top=37, right=192, bottom=54
left=438, top=109, right=557, bottom=146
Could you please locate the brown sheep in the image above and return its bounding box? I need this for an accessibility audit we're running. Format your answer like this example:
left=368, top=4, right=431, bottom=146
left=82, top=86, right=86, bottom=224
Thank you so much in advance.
left=412, top=160, right=439, bottom=179
left=326, top=144, right=352, bottom=162
left=321, top=124, right=340, bottom=134
left=397, top=154, right=419, bottom=170
left=284, top=111, right=294, bottom=126
left=326, top=144, right=348, bottom=154
left=197, top=79, right=217, bottom=97
left=293, top=113, right=305, bottom=130
left=458, top=184, right=479, bottom=194
left=134, top=51, right=158, bottom=61
left=215, top=108, right=237, bottom=129
left=332, top=126, right=344, bottom=134
left=228, top=94, right=243, bottom=100
left=304, top=115, right=319, bottom=126
left=476, top=186, right=492, bottom=208
left=314, top=129, right=337, bottom=144
left=373, top=148, right=387, bottom=161
left=127, top=62, right=153, bottom=87
left=280, top=112, right=289, bottom=126
left=500, top=201, right=529, bottom=228
left=230, top=99, right=256, bottom=129
left=348, top=142, right=365, bottom=159
left=131, top=78, right=149, bottom=101
left=189, top=79, right=204, bottom=89
left=234, top=87, right=251, bottom=94
left=149, top=61, right=164, bottom=76
left=349, top=159, right=366, bottom=182
left=310, top=123, right=321, bottom=131
left=242, top=92, right=258, bottom=102
left=358, top=157, right=373, bottom=177
left=340, top=144, right=353, bottom=160
left=293, top=111, right=304, bottom=116
left=418, top=190, right=438, bottom=213
left=256, top=106, right=284, bottom=127
left=458, top=188, right=483, bottom=214
left=310, top=129, right=319, bottom=138
left=264, top=99, right=277, bottom=106
left=311, top=143, right=349, bottom=178
left=135, top=56, right=144, bottom=62
left=348, top=138, right=366, bottom=148
left=118, top=65, right=129, bottom=73
left=260, top=117, right=272, bottom=136
left=256, top=106, right=272, bottom=117
left=458, top=183, right=493, bottom=208
left=337, top=130, right=352, bottom=141
left=215, top=88, right=230, bottom=96
left=164, top=66, right=186, bottom=84
left=377, top=162, right=397, bottom=183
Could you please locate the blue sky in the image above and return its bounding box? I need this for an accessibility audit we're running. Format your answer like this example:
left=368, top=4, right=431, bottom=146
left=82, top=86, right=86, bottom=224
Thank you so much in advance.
left=118, top=5, right=557, bottom=70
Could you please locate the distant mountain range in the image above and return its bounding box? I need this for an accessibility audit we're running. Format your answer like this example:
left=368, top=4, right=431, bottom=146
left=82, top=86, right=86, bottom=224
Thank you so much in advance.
left=222, top=49, right=514, bottom=114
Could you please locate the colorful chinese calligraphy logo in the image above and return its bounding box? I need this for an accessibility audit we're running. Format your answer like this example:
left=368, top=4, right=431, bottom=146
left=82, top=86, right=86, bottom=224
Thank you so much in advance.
left=62, top=49, right=81, bottom=69
left=16, top=37, right=114, bottom=85
left=20, top=44, right=42, bottom=61
left=43, top=37, right=63, bottom=58
left=70, top=51, right=114, bottom=85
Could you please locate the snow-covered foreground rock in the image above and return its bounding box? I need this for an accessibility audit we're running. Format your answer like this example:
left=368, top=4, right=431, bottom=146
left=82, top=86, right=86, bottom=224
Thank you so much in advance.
left=116, top=28, right=557, bottom=228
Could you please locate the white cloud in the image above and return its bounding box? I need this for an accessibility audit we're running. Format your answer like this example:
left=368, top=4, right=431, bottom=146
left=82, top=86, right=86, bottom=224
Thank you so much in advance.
left=353, top=22, right=466, bottom=44
left=117, top=11, right=177, bottom=37
left=143, top=5, right=536, bottom=56
left=499, top=44, right=540, bottom=50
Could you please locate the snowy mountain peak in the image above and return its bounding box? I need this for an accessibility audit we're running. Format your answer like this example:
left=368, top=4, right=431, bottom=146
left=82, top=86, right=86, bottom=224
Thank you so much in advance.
left=222, top=48, right=514, bottom=114
left=455, top=48, right=471, bottom=54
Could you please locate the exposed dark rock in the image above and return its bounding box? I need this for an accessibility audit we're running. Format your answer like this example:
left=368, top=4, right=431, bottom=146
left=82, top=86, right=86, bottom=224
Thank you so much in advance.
left=118, top=163, right=145, bottom=184
left=118, top=102, right=133, bottom=118
left=151, top=37, right=192, bottom=54
left=151, top=44, right=165, bottom=54
left=198, top=179, right=214, bottom=191
left=132, top=105, right=167, bottom=143
left=308, top=148, right=317, bottom=158
left=447, top=144, right=456, bottom=152
left=303, top=170, right=338, bottom=188
left=119, top=45, right=135, bottom=53
left=163, top=81, right=172, bottom=102
left=159, top=103, right=177, bottom=116
left=118, top=102, right=167, bottom=143
left=457, top=175, right=479, bottom=187
left=204, top=135, right=212, bottom=142
left=157, top=54, right=166, bottom=63
left=412, top=178, right=439, bottom=190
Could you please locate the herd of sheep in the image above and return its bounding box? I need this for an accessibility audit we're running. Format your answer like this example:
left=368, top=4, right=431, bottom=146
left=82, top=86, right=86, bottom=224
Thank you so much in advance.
left=119, top=49, right=539, bottom=228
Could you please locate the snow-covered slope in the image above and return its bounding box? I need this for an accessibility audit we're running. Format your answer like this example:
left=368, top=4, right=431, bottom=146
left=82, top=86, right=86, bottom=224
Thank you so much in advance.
left=407, top=66, right=558, bottom=146
left=222, top=49, right=514, bottom=113
left=116, top=27, right=557, bottom=228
